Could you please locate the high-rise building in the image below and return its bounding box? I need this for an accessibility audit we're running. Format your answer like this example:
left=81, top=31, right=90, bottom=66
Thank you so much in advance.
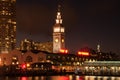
left=53, top=5, right=65, bottom=53
left=0, top=0, right=16, bottom=53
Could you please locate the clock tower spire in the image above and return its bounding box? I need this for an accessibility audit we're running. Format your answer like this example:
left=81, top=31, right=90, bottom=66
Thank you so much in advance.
left=53, top=5, right=65, bottom=53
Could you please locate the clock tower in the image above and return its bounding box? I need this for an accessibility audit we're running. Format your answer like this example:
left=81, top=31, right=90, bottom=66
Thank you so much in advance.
left=53, top=5, right=65, bottom=53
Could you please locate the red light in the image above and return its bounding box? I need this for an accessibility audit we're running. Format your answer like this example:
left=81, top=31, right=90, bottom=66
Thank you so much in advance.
left=21, top=77, right=27, bottom=80
left=65, top=50, right=68, bottom=53
left=78, top=51, right=89, bottom=56
left=21, top=64, right=26, bottom=69
left=60, top=49, right=68, bottom=53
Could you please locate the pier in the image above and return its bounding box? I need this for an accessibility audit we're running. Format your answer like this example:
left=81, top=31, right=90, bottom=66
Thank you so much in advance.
left=82, top=61, right=120, bottom=76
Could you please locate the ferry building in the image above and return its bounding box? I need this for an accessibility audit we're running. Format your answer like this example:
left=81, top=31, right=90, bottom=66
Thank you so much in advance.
left=0, top=0, right=119, bottom=74
left=0, top=2, right=98, bottom=71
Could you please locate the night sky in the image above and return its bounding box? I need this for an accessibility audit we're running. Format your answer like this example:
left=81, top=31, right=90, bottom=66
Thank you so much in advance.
left=17, top=0, right=120, bottom=54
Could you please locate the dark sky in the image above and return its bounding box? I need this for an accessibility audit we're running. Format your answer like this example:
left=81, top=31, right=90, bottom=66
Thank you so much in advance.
left=17, top=0, right=120, bottom=53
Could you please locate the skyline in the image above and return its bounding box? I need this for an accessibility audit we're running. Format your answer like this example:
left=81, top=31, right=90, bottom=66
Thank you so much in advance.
left=17, top=0, right=120, bottom=53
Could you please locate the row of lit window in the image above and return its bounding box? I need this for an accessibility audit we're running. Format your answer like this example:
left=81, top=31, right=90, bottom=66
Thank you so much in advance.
left=47, top=55, right=95, bottom=61
left=0, top=21, right=16, bottom=25
left=54, top=27, right=64, bottom=32
left=0, top=10, right=12, bottom=15
left=52, top=62, right=82, bottom=66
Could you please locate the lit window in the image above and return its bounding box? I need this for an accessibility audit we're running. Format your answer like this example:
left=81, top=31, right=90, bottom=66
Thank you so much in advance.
left=16, top=62, right=19, bottom=64
left=8, top=19, right=11, bottom=23
left=58, top=12, right=60, bottom=15
left=60, top=20, right=62, bottom=24
left=12, top=57, right=17, bottom=60
left=61, top=28, right=64, bottom=32
left=12, top=21, right=16, bottom=24
left=71, top=58, right=74, bottom=61
left=56, top=20, right=59, bottom=24
left=12, top=62, right=15, bottom=65
left=9, top=13, right=11, bottom=15
left=2, top=10, right=5, bottom=15
left=54, top=27, right=60, bottom=32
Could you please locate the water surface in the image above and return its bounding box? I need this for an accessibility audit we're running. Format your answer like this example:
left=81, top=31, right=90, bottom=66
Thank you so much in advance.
left=0, top=75, right=120, bottom=80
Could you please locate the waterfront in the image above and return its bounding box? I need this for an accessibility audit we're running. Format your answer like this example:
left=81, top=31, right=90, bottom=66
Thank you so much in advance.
left=0, top=75, right=120, bottom=80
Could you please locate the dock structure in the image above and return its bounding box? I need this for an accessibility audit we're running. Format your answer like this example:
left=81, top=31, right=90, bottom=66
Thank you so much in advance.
left=82, top=61, right=120, bottom=75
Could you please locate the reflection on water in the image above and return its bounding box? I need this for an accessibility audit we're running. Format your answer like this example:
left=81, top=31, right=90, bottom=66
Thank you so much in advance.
left=20, top=77, right=27, bottom=80
left=0, top=75, right=120, bottom=80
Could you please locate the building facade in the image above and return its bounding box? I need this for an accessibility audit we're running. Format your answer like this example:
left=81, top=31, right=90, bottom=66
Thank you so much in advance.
left=20, top=39, right=53, bottom=53
left=53, top=5, right=65, bottom=53
left=0, top=50, right=98, bottom=72
left=0, top=0, right=16, bottom=53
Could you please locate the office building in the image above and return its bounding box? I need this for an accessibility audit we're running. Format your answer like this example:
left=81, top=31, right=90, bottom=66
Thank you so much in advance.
left=0, top=0, right=16, bottom=53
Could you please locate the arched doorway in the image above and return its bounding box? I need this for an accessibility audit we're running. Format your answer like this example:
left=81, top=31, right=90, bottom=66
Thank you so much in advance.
left=26, top=56, right=33, bottom=63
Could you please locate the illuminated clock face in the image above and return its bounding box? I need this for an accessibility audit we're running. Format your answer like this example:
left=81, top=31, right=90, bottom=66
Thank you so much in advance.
left=55, top=38, right=58, bottom=42
left=62, top=39, right=64, bottom=43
